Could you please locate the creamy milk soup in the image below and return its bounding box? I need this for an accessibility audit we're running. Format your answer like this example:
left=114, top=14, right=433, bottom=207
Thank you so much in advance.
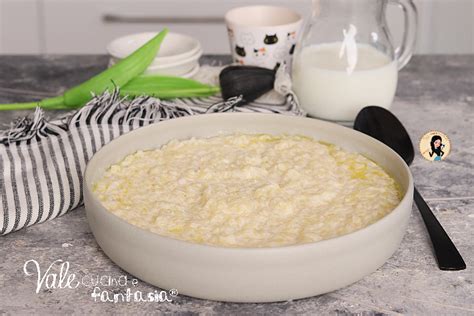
left=94, top=134, right=401, bottom=247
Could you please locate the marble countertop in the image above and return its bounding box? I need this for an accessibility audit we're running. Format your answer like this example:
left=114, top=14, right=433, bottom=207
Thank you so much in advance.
left=0, top=55, right=473, bottom=315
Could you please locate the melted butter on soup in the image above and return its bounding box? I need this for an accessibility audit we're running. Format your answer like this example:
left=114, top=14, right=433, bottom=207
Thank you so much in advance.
left=94, top=134, right=401, bottom=247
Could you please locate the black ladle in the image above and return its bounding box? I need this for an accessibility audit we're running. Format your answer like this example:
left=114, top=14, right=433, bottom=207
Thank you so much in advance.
left=354, top=106, right=466, bottom=271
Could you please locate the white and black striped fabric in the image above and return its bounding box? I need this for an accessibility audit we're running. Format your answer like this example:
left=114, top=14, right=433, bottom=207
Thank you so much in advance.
left=0, top=90, right=303, bottom=235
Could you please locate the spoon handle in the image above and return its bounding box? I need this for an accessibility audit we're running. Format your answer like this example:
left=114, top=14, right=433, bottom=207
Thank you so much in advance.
left=414, top=187, right=466, bottom=270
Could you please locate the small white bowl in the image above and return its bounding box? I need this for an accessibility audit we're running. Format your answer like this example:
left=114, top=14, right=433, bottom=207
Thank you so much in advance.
left=107, top=32, right=201, bottom=67
left=84, top=113, right=414, bottom=303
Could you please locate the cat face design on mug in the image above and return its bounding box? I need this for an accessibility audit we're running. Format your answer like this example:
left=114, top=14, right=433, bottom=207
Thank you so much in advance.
left=253, top=47, right=267, bottom=57
left=264, top=34, right=278, bottom=45
left=287, top=31, right=297, bottom=40
left=235, top=45, right=246, bottom=57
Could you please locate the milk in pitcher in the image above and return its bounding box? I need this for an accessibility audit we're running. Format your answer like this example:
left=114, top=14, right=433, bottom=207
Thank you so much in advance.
left=292, top=43, right=398, bottom=122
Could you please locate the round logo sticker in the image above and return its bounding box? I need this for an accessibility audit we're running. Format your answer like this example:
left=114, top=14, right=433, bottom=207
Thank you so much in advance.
left=419, top=130, right=451, bottom=161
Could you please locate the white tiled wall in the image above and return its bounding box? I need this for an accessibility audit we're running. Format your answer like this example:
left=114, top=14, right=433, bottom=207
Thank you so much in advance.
left=0, top=0, right=473, bottom=54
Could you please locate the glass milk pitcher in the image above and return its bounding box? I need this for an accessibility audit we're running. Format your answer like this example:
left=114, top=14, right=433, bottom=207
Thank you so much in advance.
left=292, top=0, right=417, bottom=123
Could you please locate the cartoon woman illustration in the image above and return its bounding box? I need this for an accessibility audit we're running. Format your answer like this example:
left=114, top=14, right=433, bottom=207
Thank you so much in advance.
left=429, top=135, right=445, bottom=161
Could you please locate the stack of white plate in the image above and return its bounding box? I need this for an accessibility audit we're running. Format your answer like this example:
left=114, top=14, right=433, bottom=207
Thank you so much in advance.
left=107, top=32, right=202, bottom=78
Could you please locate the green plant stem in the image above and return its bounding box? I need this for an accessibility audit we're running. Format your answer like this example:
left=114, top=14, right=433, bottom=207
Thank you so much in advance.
left=0, top=96, right=65, bottom=111
left=121, top=86, right=220, bottom=99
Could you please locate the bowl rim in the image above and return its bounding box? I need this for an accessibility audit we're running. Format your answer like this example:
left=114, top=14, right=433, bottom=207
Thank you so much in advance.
left=84, top=113, right=413, bottom=253
left=225, top=5, right=302, bottom=28
left=106, top=31, right=201, bottom=64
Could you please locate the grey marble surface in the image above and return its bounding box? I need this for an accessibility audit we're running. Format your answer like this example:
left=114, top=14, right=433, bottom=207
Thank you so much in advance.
left=0, top=55, right=473, bottom=315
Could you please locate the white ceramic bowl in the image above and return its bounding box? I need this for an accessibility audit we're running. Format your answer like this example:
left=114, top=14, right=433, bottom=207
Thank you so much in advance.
left=107, top=32, right=201, bottom=66
left=84, top=113, right=413, bottom=303
left=108, top=49, right=201, bottom=77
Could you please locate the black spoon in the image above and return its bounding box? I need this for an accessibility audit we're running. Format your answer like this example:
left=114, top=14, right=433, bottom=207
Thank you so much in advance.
left=354, top=106, right=466, bottom=271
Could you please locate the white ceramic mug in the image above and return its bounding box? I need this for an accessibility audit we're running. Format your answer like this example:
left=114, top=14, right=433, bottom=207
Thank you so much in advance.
left=225, top=5, right=303, bottom=70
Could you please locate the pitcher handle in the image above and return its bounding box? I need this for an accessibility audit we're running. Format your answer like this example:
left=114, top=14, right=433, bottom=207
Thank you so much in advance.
left=389, top=0, right=418, bottom=70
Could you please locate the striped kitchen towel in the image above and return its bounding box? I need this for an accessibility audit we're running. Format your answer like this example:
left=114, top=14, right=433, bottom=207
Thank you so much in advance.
left=0, top=89, right=304, bottom=235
